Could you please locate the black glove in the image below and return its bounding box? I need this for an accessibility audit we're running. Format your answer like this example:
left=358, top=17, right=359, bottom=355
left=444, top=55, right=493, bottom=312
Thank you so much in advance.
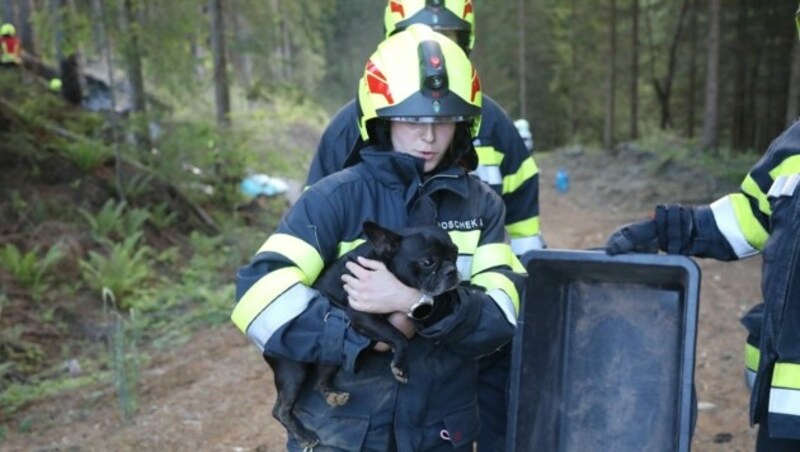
left=653, top=204, right=694, bottom=254
left=606, top=204, right=696, bottom=256
left=605, top=219, right=660, bottom=255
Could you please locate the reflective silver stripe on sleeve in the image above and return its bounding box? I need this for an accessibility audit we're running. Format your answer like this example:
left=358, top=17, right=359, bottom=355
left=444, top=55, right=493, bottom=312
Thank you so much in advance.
left=709, top=197, right=759, bottom=258
left=487, top=288, right=517, bottom=327
left=745, top=369, right=756, bottom=391
left=768, top=387, right=800, bottom=417
left=471, top=165, right=502, bottom=186
left=245, top=283, right=317, bottom=352
left=767, top=174, right=800, bottom=199
left=511, top=234, right=545, bottom=255
left=457, top=255, right=473, bottom=281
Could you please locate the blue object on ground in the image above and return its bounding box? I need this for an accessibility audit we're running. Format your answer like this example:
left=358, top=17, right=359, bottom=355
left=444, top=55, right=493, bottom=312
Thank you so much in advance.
left=555, top=168, right=570, bottom=193
left=241, top=174, right=289, bottom=198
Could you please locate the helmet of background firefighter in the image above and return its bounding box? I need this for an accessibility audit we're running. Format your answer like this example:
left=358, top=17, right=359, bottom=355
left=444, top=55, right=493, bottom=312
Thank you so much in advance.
left=0, top=23, right=16, bottom=37
left=384, top=0, right=476, bottom=54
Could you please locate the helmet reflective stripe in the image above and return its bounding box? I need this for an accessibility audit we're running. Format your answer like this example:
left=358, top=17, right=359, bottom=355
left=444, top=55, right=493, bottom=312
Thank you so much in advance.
left=357, top=24, right=481, bottom=141
left=384, top=0, right=476, bottom=52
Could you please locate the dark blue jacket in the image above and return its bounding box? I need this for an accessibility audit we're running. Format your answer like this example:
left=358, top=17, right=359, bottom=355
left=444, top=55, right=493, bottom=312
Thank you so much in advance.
left=306, top=95, right=544, bottom=254
left=234, top=149, right=524, bottom=450
left=696, top=120, right=800, bottom=438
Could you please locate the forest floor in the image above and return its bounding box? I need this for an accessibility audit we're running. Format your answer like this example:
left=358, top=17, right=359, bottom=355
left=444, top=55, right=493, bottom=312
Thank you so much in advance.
left=1, top=145, right=761, bottom=451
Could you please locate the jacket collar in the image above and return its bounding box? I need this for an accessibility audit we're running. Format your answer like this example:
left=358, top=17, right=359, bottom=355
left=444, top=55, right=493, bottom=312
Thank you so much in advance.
left=358, top=147, right=471, bottom=200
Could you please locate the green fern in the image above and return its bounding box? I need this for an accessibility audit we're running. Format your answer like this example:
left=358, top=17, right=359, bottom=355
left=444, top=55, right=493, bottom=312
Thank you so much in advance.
left=62, top=141, right=109, bottom=171
left=0, top=243, right=64, bottom=299
left=79, top=233, right=152, bottom=306
left=149, top=203, right=179, bottom=229
left=79, top=200, right=127, bottom=240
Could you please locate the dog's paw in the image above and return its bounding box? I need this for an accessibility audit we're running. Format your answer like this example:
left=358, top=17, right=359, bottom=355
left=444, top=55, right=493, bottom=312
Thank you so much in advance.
left=325, top=391, right=350, bottom=406
left=391, top=365, right=409, bottom=384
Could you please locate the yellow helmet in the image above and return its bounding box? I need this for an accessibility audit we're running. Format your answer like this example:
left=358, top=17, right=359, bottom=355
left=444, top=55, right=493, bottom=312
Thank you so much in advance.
left=0, top=23, right=16, bottom=36
left=384, top=0, right=475, bottom=53
left=357, top=24, right=481, bottom=142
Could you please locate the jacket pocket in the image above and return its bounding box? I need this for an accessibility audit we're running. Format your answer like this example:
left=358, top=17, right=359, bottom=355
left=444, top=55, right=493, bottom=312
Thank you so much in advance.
left=295, top=408, right=370, bottom=450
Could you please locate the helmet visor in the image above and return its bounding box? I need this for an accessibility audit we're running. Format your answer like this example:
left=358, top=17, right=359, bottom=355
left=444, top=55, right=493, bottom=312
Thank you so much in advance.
left=389, top=115, right=471, bottom=124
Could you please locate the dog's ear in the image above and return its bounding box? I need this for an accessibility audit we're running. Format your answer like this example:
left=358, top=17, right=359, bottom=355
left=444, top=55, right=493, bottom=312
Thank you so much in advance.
left=363, top=221, right=402, bottom=257
left=409, top=195, right=437, bottom=226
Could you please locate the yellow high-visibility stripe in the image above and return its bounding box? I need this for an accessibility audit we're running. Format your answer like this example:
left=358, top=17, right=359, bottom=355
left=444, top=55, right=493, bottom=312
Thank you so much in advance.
left=745, top=342, right=760, bottom=372
left=257, top=234, right=324, bottom=284
left=472, top=272, right=520, bottom=315
left=772, top=362, right=800, bottom=390
left=231, top=267, right=305, bottom=332
left=502, top=157, right=538, bottom=195
left=472, top=243, right=515, bottom=275
left=449, top=230, right=480, bottom=254
left=507, top=217, right=540, bottom=238
left=474, top=146, right=504, bottom=166
left=741, top=175, right=771, bottom=216
left=769, top=155, right=800, bottom=181
left=729, top=193, right=770, bottom=251
left=338, top=239, right=366, bottom=258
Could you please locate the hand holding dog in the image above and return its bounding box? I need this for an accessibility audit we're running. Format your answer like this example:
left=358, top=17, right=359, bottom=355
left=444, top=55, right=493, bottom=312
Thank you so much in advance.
left=343, top=256, right=422, bottom=314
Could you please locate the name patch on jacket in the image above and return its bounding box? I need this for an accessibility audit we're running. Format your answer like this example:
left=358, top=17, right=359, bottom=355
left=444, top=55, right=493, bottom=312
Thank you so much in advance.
left=439, top=218, right=484, bottom=230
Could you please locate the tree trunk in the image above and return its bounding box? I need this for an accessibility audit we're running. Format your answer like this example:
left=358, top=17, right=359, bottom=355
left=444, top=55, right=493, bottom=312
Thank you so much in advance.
left=570, top=0, right=579, bottom=137
left=604, top=0, right=617, bottom=154
left=230, top=10, right=254, bottom=103
left=49, top=0, right=65, bottom=62
left=119, top=0, right=146, bottom=114
left=701, top=0, right=721, bottom=151
left=65, top=0, right=88, bottom=99
left=96, top=0, right=125, bottom=201
left=17, top=0, right=35, bottom=57
left=687, top=0, right=698, bottom=138
left=209, top=0, right=231, bottom=126
left=518, top=0, right=527, bottom=119
left=90, top=0, right=107, bottom=56
left=731, top=0, right=748, bottom=150
left=3, top=0, right=15, bottom=24
left=786, top=38, right=800, bottom=124
left=629, top=0, right=639, bottom=140
left=651, top=0, right=690, bottom=130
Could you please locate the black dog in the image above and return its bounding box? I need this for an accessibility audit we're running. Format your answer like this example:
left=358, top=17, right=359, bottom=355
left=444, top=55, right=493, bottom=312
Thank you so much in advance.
left=265, top=221, right=460, bottom=448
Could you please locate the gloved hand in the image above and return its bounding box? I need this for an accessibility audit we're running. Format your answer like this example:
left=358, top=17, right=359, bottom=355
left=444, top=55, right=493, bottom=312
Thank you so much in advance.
left=605, top=204, right=695, bottom=256
left=605, top=219, right=660, bottom=255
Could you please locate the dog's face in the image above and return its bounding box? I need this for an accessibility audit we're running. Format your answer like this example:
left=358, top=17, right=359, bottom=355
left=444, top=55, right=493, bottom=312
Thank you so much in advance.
left=363, top=222, right=460, bottom=296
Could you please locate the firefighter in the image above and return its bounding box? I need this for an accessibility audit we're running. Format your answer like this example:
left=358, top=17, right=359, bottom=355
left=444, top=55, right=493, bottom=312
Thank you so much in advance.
left=305, top=4, right=538, bottom=449
left=233, top=25, right=524, bottom=451
left=0, top=23, right=21, bottom=66
left=306, top=0, right=544, bottom=259
left=605, top=7, right=800, bottom=450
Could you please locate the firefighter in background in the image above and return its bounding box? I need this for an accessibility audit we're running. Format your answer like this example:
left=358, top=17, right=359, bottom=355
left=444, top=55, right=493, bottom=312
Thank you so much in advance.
left=305, top=4, right=540, bottom=448
left=0, top=23, right=22, bottom=66
left=605, top=6, right=800, bottom=450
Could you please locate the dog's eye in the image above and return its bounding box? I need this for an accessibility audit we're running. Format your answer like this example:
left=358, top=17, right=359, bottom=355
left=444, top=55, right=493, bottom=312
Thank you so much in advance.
left=421, top=258, right=436, bottom=268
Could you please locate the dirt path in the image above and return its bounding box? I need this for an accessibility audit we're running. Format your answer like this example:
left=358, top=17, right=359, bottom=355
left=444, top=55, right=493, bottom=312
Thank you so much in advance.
left=2, top=149, right=761, bottom=451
